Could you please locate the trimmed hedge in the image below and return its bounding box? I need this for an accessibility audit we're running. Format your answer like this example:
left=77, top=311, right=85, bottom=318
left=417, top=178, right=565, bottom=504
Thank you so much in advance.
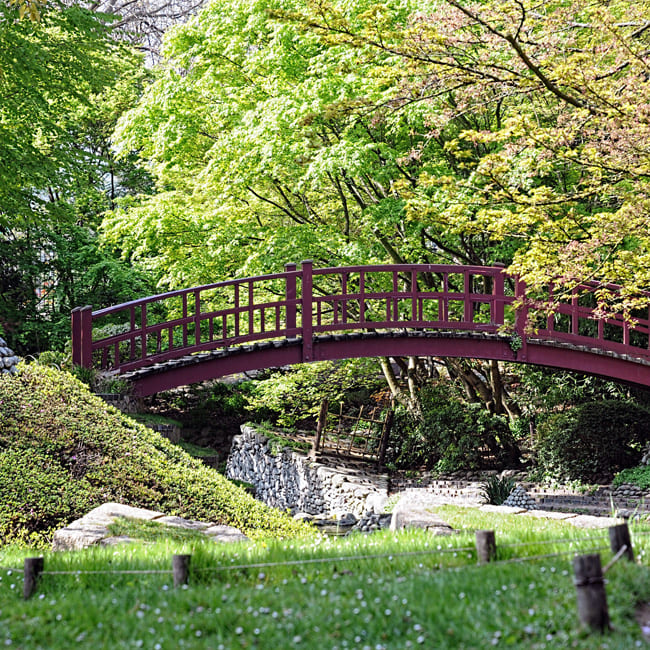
left=535, top=400, right=650, bottom=482
left=0, top=365, right=311, bottom=546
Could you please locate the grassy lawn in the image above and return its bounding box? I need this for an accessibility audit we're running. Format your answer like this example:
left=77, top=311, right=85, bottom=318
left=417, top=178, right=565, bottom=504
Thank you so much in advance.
left=2, top=508, right=650, bottom=649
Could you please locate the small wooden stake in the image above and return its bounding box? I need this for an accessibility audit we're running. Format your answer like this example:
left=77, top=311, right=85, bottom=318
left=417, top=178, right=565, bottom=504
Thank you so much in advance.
left=23, top=557, right=44, bottom=599
left=475, top=530, right=496, bottom=564
left=313, top=398, right=328, bottom=456
left=608, top=522, right=634, bottom=562
left=173, top=554, right=191, bottom=588
left=573, top=553, right=610, bottom=633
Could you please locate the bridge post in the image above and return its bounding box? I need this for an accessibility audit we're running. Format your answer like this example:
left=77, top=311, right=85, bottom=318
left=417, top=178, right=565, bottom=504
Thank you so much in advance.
left=285, top=263, right=297, bottom=331
left=301, top=260, right=313, bottom=362
left=71, top=305, right=93, bottom=368
left=514, top=278, right=528, bottom=360
left=492, top=264, right=505, bottom=325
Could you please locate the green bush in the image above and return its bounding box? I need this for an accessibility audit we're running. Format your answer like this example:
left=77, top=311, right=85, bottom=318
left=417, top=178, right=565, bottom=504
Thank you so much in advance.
left=0, top=364, right=311, bottom=547
left=535, top=400, right=650, bottom=482
left=480, top=475, right=516, bottom=505
left=388, top=386, right=520, bottom=472
left=613, top=465, right=650, bottom=490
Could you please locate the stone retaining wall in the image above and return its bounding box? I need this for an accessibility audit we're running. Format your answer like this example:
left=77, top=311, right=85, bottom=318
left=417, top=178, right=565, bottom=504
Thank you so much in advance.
left=226, top=425, right=388, bottom=517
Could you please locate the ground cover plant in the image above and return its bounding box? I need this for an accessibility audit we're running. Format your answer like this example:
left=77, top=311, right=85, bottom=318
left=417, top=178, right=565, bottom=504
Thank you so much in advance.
left=1, top=508, right=650, bottom=648
left=0, top=364, right=310, bottom=546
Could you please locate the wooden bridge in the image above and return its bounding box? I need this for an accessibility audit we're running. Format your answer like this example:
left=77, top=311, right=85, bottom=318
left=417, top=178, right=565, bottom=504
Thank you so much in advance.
left=71, top=262, right=650, bottom=396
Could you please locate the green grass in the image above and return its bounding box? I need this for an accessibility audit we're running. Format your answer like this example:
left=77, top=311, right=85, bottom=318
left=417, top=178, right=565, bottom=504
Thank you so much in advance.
left=106, top=518, right=209, bottom=543
left=130, top=413, right=183, bottom=429
left=177, top=440, right=219, bottom=458
left=2, top=507, right=650, bottom=649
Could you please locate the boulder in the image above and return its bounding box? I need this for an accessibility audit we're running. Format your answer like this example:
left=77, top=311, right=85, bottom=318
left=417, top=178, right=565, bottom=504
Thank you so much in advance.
left=52, top=502, right=248, bottom=550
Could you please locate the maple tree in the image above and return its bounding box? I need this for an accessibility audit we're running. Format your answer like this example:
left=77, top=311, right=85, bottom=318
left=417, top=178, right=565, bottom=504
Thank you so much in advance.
left=107, top=0, right=650, bottom=414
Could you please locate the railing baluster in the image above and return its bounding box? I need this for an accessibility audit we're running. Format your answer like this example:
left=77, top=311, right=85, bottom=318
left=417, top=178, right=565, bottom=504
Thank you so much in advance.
left=234, top=284, right=240, bottom=339
left=441, top=273, right=449, bottom=322
left=130, top=306, right=137, bottom=361
left=195, top=291, right=201, bottom=346
left=182, top=293, right=188, bottom=347
left=359, top=270, right=366, bottom=324
left=411, top=270, right=417, bottom=322
left=141, top=304, right=147, bottom=360
left=493, top=270, right=505, bottom=326
left=285, top=263, right=297, bottom=333
left=464, top=271, right=473, bottom=323
left=248, top=281, right=254, bottom=335
left=571, top=288, right=579, bottom=336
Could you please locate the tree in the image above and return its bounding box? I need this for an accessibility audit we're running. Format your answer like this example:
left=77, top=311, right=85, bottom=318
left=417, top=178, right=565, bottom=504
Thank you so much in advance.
left=293, top=0, right=650, bottom=315
left=0, top=1, right=154, bottom=352
left=105, top=0, right=524, bottom=414
left=109, top=0, right=650, bottom=415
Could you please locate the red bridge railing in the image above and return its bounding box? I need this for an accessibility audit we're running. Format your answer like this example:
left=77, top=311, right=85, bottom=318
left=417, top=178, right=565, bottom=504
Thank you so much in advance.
left=71, top=262, right=650, bottom=373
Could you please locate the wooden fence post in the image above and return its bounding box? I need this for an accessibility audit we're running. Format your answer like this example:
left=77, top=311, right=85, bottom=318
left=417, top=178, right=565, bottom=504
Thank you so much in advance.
left=23, top=557, right=44, bottom=599
left=313, top=398, right=328, bottom=456
left=173, top=554, right=191, bottom=588
left=475, top=530, right=496, bottom=564
left=608, top=523, right=634, bottom=562
left=573, top=553, right=610, bottom=632
left=377, top=408, right=394, bottom=468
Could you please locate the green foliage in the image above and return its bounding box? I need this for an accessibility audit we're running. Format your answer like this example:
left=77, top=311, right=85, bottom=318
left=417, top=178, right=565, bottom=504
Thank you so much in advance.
left=613, top=466, right=650, bottom=491
left=152, top=380, right=256, bottom=438
left=388, top=386, right=520, bottom=472
left=480, top=475, right=516, bottom=505
left=245, top=359, right=385, bottom=427
left=0, top=3, right=155, bottom=354
left=249, top=422, right=313, bottom=456
left=0, top=365, right=310, bottom=545
left=536, top=401, right=650, bottom=482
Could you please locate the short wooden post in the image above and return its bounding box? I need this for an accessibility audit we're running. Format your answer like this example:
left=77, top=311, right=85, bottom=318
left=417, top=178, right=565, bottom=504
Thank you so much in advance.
left=475, top=530, right=496, bottom=564
left=23, top=557, right=44, bottom=599
left=608, top=523, right=634, bottom=562
left=173, top=554, right=191, bottom=588
left=377, top=408, right=393, bottom=468
left=313, top=398, right=329, bottom=456
left=573, top=553, right=610, bottom=632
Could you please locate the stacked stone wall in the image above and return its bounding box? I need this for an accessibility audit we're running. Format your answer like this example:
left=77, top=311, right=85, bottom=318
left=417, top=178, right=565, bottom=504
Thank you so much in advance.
left=226, top=425, right=388, bottom=517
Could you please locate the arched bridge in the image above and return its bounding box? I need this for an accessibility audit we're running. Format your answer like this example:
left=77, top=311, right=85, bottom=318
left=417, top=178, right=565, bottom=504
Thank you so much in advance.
left=71, top=262, right=650, bottom=396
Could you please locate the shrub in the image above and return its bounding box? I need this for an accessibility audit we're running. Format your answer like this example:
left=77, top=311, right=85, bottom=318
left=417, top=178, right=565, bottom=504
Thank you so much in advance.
left=535, top=400, right=650, bottom=482
left=613, top=465, right=650, bottom=490
left=388, top=386, right=520, bottom=472
left=0, top=364, right=311, bottom=546
left=480, top=475, right=516, bottom=505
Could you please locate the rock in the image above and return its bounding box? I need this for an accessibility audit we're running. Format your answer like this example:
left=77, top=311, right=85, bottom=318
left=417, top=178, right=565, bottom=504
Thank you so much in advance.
left=204, top=525, right=249, bottom=543
left=502, top=485, right=537, bottom=510
left=0, top=338, right=19, bottom=375
left=52, top=502, right=248, bottom=550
